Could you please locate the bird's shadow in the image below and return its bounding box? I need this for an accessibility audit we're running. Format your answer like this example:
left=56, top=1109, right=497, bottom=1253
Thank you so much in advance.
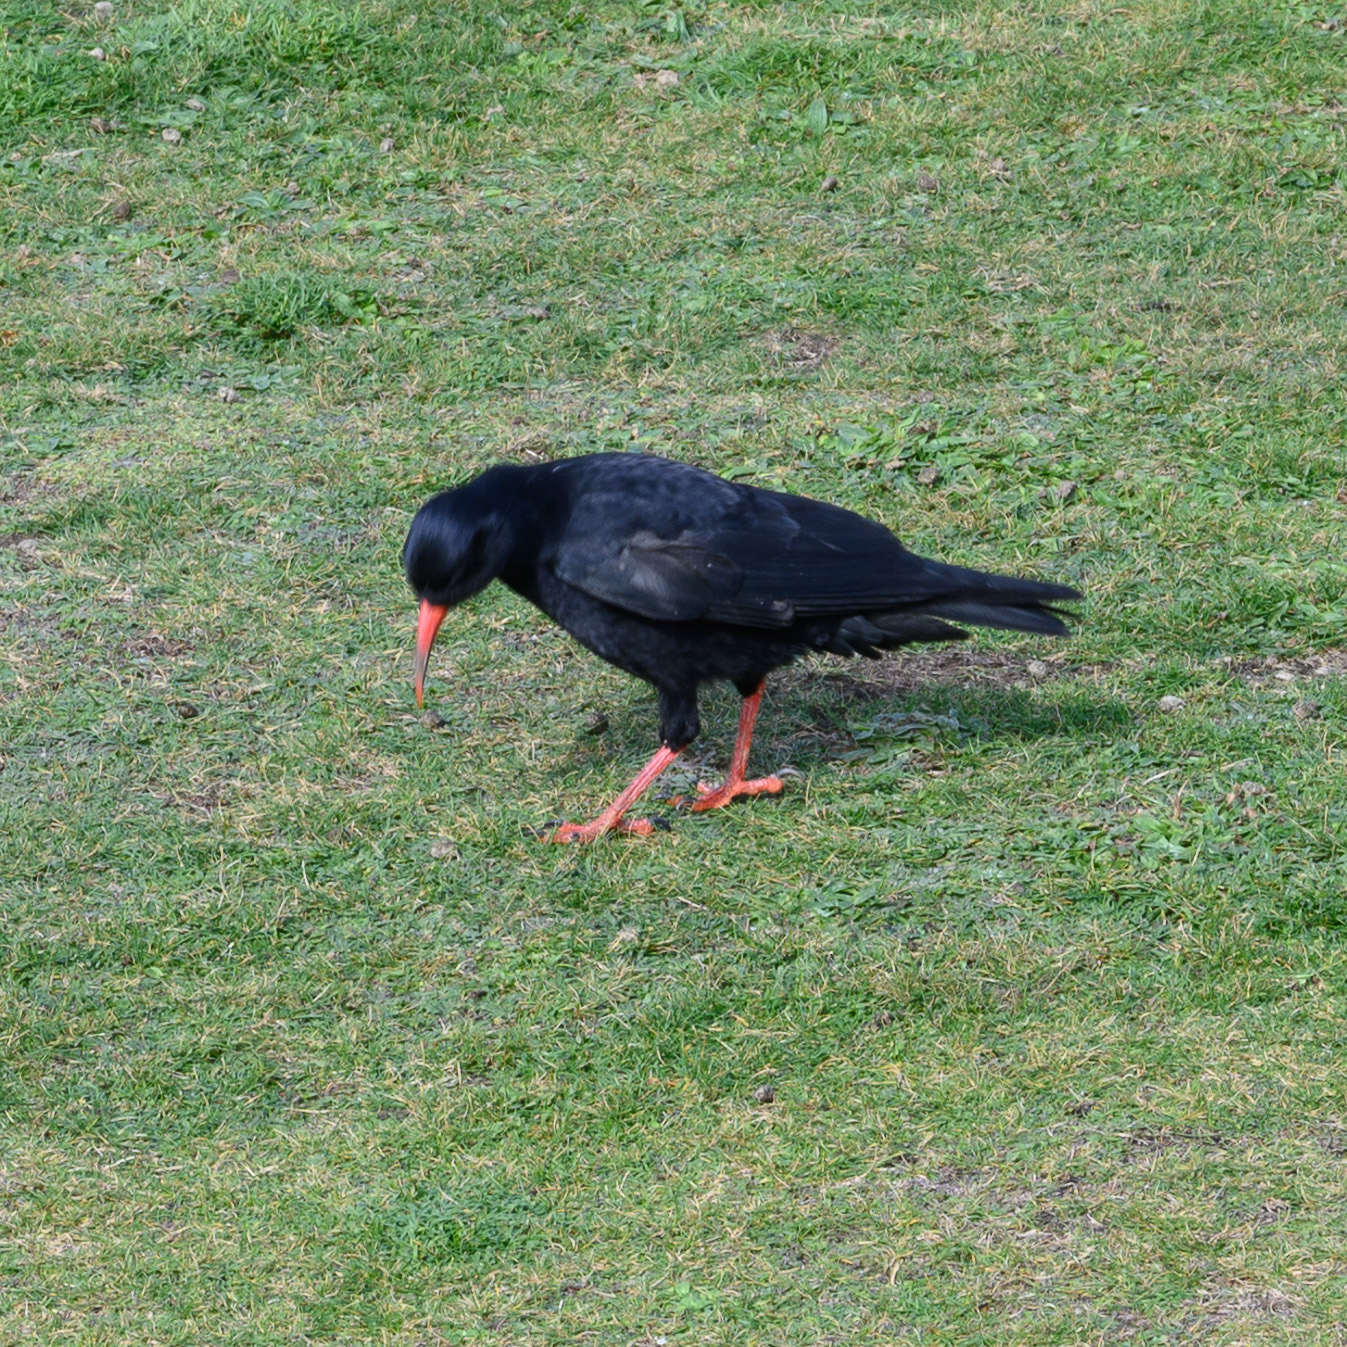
left=552, top=651, right=1131, bottom=801
left=688, top=650, right=1133, bottom=776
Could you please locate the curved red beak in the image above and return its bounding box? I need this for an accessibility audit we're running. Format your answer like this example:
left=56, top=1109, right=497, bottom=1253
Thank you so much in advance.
left=414, top=600, right=449, bottom=708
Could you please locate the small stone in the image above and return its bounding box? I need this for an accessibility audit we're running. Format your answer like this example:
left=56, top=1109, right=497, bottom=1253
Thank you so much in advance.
left=218, top=268, right=241, bottom=285
left=420, top=708, right=445, bottom=729
left=1053, top=479, right=1077, bottom=502
left=112, top=199, right=131, bottom=221
left=654, top=69, right=680, bottom=88
left=584, top=709, right=609, bottom=736
left=429, top=839, right=460, bottom=860
left=752, top=1084, right=777, bottom=1104
left=1157, top=694, right=1185, bottom=713
left=93, top=1, right=115, bottom=22
left=217, top=385, right=239, bottom=403
left=1293, top=699, right=1323, bottom=721
left=161, top=127, right=182, bottom=144
left=917, top=171, right=939, bottom=192
left=379, top=137, right=394, bottom=153
left=185, top=97, right=206, bottom=112
left=1026, top=660, right=1051, bottom=680
left=88, top=46, right=106, bottom=60
left=916, top=464, right=940, bottom=486
left=820, top=174, right=839, bottom=193
left=175, top=702, right=200, bottom=719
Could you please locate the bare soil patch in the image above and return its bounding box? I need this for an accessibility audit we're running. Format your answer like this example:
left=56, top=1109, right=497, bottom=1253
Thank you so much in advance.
left=809, top=647, right=1099, bottom=698
left=1229, top=649, right=1347, bottom=682
left=764, top=328, right=839, bottom=371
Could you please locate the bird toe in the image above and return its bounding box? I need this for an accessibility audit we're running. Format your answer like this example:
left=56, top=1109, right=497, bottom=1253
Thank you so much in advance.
left=686, top=775, right=785, bottom=812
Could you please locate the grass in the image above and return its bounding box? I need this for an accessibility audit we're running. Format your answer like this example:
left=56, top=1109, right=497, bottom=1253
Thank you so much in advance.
left=2, top=0, right=1346, bottom=1341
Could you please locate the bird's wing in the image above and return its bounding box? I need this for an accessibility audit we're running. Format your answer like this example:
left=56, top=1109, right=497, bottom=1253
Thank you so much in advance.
left=705, top=490, right=935, bottom=624
left=554, top=523, right=747, bottom=622
left=548, top=460, right=769, bottom=622
left=551, top=462, right=952, bottom=628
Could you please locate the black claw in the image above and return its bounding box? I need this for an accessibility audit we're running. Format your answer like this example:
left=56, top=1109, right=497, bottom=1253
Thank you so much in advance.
left=525, top=819, right=567, bottom=839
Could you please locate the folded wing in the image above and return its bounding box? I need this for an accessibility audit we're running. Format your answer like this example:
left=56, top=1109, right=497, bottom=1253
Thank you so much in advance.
left=552, top=462, right=1079, bottom=636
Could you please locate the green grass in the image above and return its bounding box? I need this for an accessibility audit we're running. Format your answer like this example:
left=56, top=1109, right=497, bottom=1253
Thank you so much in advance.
left=2, top=0, right=1346, bottom=1341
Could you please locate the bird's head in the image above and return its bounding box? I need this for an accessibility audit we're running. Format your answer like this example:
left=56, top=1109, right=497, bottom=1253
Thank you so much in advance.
left=403, top=485, right=515, bottom=707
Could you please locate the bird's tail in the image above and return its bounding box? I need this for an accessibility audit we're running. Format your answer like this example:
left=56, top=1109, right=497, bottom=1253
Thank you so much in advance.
left=917, top=561, right=1080, bottom=638
left=826, top=564, right=1080, bottom=657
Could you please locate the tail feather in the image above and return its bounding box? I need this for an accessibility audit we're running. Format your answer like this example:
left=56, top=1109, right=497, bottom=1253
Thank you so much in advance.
left=865, top=561, right=1081, bottom=646
left=826, top=612, right=970, bottom=657
left=921, top=599, right=1074, bottom=638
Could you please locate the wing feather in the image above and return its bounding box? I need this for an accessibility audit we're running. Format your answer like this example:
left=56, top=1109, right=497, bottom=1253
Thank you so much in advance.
left=547, top=458, right=1075, bottom=629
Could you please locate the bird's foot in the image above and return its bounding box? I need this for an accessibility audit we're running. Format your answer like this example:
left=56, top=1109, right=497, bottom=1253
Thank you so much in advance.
left=675, top=775, right=784, bottom=812
left=535, top=746, right=682, bottom=843
left=545, top=814, right=671, bottom=844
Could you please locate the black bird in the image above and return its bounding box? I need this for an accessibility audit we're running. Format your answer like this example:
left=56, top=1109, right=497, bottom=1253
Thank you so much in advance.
left=405, top=452, right=1080, bottom=842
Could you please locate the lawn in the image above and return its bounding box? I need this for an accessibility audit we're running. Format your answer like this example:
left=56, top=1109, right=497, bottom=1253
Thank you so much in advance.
left=2, top=0, right=1346, bottom=1342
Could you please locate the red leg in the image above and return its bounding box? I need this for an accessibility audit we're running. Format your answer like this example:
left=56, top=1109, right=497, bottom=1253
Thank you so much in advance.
left=547, top=745, right=681, bottom=843
left=680, top=682, right=784, bottom=813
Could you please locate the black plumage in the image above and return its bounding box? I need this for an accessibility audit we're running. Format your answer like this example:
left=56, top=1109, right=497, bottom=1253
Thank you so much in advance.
left=405, top=452, right=1080, bottom=841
